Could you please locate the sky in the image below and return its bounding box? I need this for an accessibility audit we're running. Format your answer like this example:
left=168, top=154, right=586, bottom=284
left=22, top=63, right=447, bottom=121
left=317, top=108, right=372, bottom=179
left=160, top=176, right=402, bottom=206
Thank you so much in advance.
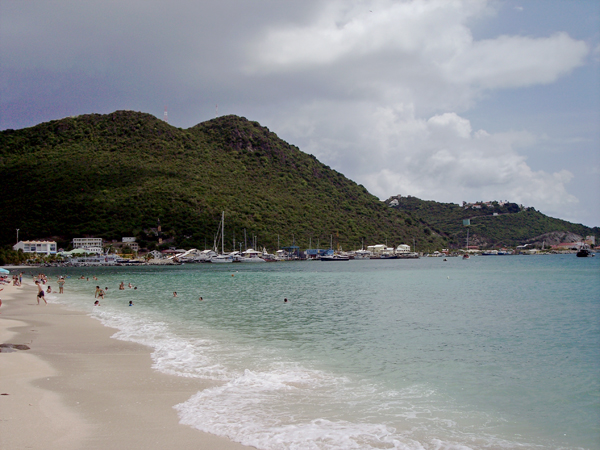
left=1, top=0, right=599, bottom=227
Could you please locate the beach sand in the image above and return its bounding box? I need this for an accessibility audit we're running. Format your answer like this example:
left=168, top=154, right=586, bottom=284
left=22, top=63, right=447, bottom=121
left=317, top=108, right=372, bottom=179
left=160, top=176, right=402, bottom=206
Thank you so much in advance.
left=0, top=280, right=252, bottom=450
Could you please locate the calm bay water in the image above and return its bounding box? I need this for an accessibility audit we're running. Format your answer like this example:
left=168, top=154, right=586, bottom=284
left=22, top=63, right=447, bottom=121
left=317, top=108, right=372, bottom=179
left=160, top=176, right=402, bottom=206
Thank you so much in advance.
left=39, top=255, right=599, bottom=449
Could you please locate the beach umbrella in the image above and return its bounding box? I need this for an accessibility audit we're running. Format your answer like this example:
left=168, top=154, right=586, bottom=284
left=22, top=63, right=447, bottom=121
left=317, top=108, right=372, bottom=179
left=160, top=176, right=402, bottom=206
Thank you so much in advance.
left=0, top=268, right=9, bottom=274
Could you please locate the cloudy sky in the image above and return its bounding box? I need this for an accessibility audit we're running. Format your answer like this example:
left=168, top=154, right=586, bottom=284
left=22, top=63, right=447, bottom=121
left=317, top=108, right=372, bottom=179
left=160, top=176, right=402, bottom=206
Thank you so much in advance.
left=1, top=0, right=599, bottom=227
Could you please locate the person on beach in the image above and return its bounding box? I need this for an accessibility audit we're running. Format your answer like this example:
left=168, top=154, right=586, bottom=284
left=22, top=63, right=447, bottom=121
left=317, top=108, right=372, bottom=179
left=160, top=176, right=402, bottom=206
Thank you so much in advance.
left=98, top=288, right=105, bottom=300
left=95, top=286, right=101, bottom=298
left=129, top=301, right=134, bottom=306
left=36, top=281, right=47, bottom=305
left=94, top=300, right=100, bottom=306
left=173, top=292, right=177, bottom=297
left=128, top=283, right=133, bottom=288
left=58, top=277, right=65, bottom=294
left=119, top=282, right=125, bottom=290
left=46, top=286, right=52, bottom=294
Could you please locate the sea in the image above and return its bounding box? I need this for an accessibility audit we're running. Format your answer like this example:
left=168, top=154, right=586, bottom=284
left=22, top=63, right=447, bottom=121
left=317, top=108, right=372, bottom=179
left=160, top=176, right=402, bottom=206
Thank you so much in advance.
left=36, top=254, right=599, bottom=450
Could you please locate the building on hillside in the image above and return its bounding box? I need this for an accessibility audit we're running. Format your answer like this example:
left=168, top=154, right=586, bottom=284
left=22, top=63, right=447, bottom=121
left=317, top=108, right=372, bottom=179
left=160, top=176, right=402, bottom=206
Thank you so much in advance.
left=123, top=242, right=139, bottom=252
left=13, top=240, right=57, bottom=255
left=73, top=237, right=103, bottom=250
left=552, top=242, right=584, bottom=251
left=121, top=237, right=139, bottom=252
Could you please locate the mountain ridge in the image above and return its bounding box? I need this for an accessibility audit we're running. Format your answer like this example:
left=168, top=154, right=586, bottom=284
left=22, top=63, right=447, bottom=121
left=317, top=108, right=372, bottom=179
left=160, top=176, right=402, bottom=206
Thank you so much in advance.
left=386, top=195, right=598, bottom=249
left=0, top=110, right=445, bottom=252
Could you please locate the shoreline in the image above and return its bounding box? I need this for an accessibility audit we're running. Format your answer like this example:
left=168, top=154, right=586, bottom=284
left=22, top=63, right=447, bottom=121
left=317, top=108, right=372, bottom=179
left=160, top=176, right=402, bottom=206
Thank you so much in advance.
left=0, top=281, right=251, bottom=449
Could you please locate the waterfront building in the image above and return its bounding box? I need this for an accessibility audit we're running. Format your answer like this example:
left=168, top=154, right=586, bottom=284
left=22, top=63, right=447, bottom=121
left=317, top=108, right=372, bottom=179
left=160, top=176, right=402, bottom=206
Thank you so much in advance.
left=13, top=240, right=57, bottom=255
left=72, top=237, right=103, bottom=251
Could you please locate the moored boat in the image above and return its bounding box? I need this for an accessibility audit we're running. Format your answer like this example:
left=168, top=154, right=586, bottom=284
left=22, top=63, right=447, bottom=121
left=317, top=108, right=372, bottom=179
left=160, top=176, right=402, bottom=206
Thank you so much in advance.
left=320, top=254, right=349, bottom=261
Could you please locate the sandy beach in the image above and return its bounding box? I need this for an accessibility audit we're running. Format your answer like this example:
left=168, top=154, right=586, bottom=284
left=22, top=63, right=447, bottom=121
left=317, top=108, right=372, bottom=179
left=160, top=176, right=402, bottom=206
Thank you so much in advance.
left=0, top=279, right=251, bottom=450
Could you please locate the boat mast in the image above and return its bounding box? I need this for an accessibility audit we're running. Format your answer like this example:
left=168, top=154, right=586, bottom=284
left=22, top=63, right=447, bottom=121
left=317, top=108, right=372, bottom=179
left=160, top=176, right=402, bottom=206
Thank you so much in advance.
left=221, top=211, right=225, bottom=254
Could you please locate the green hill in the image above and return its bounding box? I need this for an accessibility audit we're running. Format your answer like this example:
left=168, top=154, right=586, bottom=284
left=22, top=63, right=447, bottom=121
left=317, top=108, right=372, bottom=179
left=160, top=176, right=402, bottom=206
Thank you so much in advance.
left=0, top=111, right=446, bottom=252
left=386, top=195, right=599, bottom=249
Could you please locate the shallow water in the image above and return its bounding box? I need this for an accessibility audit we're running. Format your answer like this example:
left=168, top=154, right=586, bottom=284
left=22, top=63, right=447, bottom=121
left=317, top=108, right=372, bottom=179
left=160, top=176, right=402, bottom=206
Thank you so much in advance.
left=39, top=255, right=599, bottom=449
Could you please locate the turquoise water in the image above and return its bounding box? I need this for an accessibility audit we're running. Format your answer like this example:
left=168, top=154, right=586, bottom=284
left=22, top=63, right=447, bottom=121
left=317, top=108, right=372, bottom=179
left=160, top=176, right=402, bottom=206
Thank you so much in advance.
left=40, top=255, right=599, bottom=449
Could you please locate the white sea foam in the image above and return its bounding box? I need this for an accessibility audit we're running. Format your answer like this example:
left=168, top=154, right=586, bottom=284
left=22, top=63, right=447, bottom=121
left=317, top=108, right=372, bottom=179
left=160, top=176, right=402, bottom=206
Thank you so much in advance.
left=175, top=367, right=416, bottom=450
left=172, top=364, right=497, bottom=450
left=91, top=307, right=230, bottom=380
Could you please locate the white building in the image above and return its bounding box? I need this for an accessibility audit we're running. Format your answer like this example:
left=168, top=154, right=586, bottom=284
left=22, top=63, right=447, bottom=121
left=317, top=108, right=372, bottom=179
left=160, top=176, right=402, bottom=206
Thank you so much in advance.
left=396, top=244, right=411, bottom=253
left=124, top=242, right=139, bottom=252
left=122, top=237, right=136, bottom=243
left=72, top=237, right=103, bottom=250
left=13, top=240, right=57, bottom=255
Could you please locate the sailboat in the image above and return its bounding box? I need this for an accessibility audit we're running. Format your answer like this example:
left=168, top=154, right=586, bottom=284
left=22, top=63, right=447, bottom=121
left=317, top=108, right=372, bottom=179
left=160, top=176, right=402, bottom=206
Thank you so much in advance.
left=463, top=229, right=470, bottom=259
left=211, top=212, right=233, bottom=263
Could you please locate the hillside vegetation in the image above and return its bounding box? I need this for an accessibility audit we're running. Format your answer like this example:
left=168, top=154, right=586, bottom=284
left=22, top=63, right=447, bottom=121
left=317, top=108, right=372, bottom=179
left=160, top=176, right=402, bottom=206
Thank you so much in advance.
left=387, top=195, right=599, bottom=248
left=0, top=111, right=445, bottom=252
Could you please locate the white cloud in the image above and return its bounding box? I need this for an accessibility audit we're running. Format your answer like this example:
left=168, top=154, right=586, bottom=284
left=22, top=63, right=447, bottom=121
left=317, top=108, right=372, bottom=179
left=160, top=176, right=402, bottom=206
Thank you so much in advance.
left=270, top=102, right=578, bottom=217
left=251, top=0, right=588, bottom=221
left=247, top=0, right=588, bottom=113
left=443, top=32, right=588, bottom=89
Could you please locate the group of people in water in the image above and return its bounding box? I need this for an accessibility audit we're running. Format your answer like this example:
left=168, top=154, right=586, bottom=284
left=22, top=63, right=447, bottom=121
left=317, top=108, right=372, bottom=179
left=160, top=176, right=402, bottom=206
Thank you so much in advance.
left=92, top=281, right=139, bottom=306
left=31, top=273, right=66, bottom=305
left=6, top=271, right=289, bottom=310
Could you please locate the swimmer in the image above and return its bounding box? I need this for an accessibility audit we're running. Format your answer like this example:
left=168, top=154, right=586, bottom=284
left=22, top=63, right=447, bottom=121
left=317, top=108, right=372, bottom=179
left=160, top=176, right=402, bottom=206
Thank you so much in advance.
left=284, top=298, right=288, bottom=303
left=199, top=297, right=203, bottom=301
left=134, top=286, right=137, bottom=290
left=128, top=283, right=133, bottom=288
left=173, top=292, right=177, bottom=297
left=46, top=286, right=52, bottom=293
left=129, top=301, right=134, bottom=306
left=119, top=282, right=125, bottom=290
left=95, top=286, right=101, bottom=298
left=94, top=300, right=100, bottom=306
left=98, top=289, right=105, bottom=299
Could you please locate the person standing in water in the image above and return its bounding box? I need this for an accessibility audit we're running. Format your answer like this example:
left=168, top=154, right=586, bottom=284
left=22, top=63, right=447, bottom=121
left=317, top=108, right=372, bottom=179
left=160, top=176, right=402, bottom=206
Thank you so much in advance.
left=36, top=281, right=47, bottom=305
left=58, top=277, right=65, bottom=294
